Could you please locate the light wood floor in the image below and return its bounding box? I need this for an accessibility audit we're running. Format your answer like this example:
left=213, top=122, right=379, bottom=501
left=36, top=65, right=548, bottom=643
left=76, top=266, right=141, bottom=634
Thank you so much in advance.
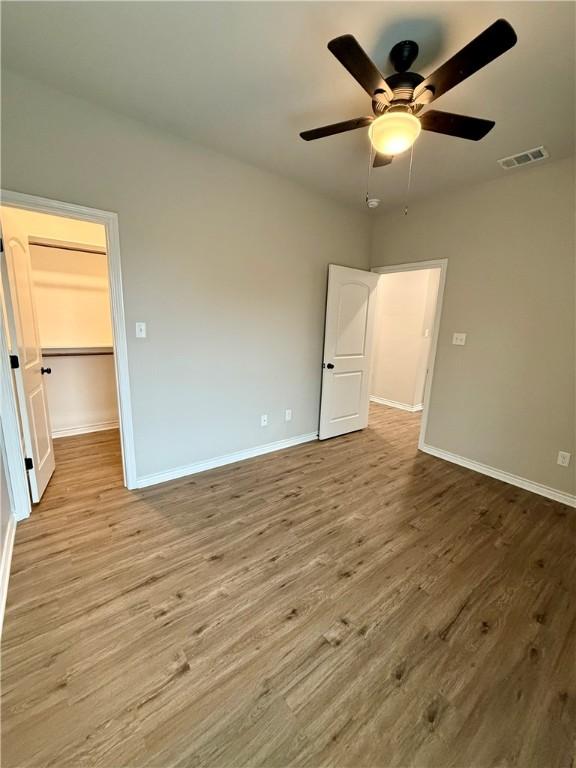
left=2, top=404, right=574, bottom=768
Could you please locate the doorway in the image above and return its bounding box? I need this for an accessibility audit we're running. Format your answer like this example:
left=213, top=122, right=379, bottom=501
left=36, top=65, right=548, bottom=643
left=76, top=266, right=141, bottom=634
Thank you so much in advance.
left=30, top=235, right=118, bottom=440
left=371, top=261, right=446, bottom=449
left=0, top=191, right=136, bottom=517
left=318, top=260, right=446, bottom=447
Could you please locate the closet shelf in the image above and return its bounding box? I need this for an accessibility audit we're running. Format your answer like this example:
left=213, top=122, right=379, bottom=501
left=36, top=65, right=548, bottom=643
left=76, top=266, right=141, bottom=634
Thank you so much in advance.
left=42, top=347, right=113, bottom=357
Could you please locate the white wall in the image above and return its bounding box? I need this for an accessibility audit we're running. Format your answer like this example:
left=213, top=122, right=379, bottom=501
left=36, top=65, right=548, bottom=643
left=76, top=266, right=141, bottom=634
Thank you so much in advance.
left=42, top=354, right=118, bottom=437
left=370, top=157, right=575, bottom=496
left=31, top=244, right=113, bottom=348
left=370, top=269, right=440, bottom=409
left=1, top=71, right=370, bottom=478
left=413, top=270, right=441, bottom=409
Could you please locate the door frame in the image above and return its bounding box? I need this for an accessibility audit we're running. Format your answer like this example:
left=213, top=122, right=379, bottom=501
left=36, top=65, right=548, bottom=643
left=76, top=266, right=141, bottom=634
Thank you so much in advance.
left=0, top=190, right=137, bottom=513
left=0, top=281, right=31, bottom=520
left=371, top=259, right=448, bottom=452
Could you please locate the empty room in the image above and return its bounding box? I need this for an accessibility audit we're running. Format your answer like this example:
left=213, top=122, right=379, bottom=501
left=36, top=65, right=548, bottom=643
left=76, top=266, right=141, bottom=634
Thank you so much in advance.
left=0, top=2, right=574, bottom=767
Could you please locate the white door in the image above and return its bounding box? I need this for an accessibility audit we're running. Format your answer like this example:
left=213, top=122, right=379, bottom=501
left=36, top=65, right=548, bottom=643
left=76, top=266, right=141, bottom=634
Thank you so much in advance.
left=0, top=207, right=55, bottom=502
left=319, top=264, right=380, bottom=440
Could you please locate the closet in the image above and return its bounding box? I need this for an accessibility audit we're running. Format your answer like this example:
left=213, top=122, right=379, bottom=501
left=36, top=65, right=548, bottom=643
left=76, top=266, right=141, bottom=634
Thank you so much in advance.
left=1, top=204, right=121, bottom=502
left=31, top=240, right=118, bottom=438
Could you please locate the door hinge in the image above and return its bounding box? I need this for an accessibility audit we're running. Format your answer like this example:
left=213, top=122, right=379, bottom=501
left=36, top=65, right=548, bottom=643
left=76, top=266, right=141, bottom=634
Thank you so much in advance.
left=0, top=237, right=3, bottom=252
left=10, top=354, right=19, bottom=369
left=25, top=457, right=33, bottom=471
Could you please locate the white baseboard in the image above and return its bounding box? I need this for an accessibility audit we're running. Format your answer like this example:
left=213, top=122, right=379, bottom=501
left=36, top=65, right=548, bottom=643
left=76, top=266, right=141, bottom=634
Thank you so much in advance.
left=52, top=420, right=119, bottom=439
left=0, top=514, right=16, bottom=635
left=420, top=442, right=576, bottom=508
left=370, top=396, right=423, bottom=413
left=135, top=431, right=319, bottom=489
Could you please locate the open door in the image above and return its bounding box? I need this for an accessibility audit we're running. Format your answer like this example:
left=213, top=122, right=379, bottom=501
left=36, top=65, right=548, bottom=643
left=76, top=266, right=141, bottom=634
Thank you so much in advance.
left=0, top=207, right=55, bottom=502
left=319, top=264, right=380, bottom=440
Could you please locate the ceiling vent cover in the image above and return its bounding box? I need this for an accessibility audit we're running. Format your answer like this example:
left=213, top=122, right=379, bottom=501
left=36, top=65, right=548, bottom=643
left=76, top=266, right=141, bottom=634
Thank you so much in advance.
left=498, top=146, right=549, bottom=170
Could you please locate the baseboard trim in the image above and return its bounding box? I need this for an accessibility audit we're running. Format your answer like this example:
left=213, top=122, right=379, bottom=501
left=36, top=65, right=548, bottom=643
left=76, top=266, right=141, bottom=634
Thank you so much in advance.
left=52, top=420, right=119, bottom=439
left=135, top=432, right=319, bottom=489
left=370, top=396, right=423, bottom=413
left=420, top=442, right=576, bottom=508
left=0, top=514, right=16, bottom=635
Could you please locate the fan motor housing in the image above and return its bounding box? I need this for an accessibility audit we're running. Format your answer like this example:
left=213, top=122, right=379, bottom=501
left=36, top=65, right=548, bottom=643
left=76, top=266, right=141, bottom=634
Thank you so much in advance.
left=372, top=69, right=425, bottom=115
left=385, top=71, right=425, bottom=92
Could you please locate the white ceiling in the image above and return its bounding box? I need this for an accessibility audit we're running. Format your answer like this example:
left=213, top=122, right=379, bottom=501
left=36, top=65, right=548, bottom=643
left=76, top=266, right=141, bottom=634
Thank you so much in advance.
left=2, top=2, right=575, bottom=210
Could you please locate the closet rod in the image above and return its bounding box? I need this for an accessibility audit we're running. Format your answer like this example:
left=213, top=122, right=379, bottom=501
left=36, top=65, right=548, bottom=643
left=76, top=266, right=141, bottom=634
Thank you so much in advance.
left=29, top=238, right=106, bottom=256
left=42, top=347, right=113, bottom=357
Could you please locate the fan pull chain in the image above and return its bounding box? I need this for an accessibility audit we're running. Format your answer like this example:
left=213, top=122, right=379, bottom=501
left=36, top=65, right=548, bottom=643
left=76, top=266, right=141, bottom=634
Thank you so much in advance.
left=404, top=144, right=415, bottom=216
left=365, top=142, right=374, bottom=205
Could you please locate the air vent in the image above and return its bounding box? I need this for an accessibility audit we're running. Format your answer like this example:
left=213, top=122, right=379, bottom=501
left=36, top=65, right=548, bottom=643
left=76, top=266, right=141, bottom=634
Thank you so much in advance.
left=498, top=146, right=549, bottom=170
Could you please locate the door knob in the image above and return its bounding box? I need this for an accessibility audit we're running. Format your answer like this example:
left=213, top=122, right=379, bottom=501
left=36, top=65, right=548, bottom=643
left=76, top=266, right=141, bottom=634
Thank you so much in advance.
left=326, top=363, right=335, bottom=369
left=41, top=367, right=52, bottom=375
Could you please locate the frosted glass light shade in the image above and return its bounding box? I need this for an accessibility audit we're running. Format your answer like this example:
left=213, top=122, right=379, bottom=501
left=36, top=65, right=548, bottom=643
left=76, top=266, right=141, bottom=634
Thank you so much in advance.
left=369, top=112, right=421, bottom=155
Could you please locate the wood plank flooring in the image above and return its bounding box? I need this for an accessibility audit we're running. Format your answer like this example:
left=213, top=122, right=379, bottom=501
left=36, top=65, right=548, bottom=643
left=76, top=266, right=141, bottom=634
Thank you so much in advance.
left=1, top=404, right=574, bottom=767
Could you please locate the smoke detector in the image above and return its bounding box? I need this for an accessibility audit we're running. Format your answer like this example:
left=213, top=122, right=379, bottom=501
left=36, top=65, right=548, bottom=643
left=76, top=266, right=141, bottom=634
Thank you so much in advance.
left=366, top=197, right=381, bottom=209
left=497, top=145, right=549, bottom=170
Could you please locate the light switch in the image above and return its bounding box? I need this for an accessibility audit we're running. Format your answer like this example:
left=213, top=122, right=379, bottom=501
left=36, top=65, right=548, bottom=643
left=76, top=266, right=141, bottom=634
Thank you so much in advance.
left=135, top=322, right=147, bottom=339
left=452, top=333, right=467, bottom=346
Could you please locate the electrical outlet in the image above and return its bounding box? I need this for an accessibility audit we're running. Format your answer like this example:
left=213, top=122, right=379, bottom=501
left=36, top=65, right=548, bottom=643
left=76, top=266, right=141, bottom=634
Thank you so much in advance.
left=452, top=332, right=467, bottom=346
left=285, top=409, right=292, bottom=422
left=260, top=414, right=268, bottom=427
left=557, top=451, right=571, bottom=467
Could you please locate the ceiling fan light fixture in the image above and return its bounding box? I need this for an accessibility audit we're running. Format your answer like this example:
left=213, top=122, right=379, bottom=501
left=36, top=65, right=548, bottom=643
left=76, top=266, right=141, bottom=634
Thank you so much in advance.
left=368, top=112, right=421, bottom=155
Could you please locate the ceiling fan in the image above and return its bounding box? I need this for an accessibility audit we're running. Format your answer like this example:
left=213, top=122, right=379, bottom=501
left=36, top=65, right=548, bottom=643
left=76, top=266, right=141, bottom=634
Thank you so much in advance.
left=300, top=20, right=517, bottom=168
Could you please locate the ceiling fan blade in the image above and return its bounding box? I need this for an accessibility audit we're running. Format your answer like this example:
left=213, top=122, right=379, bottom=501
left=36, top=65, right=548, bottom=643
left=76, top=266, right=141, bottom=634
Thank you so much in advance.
left=413, top=19, right=517, bottom=104
left=414, top=87, right=434, bottom=105
left=420, top=110, right=495, bottom=140
left=373, top=153, right=393, bottom=168
left=300, top=116, right=373, bottom=141
left=328, top=35, right=394, bottom=100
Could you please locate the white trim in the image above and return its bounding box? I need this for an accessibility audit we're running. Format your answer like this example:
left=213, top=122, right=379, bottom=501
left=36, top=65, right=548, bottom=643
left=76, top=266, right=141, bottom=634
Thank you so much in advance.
left=372, top=259, right=446, bottom=274
left=52, top=420, right=119, bottom=439
left=0, top=513, right=16, bottom=634
left=370, top=396, right=423, bottom=412
left=136, top=432, right=319, bottom=489
left=0, top=190, right=137, bottom=490
left=371, top=259, right=448, bottom=453
left=0, top=285, right=31, bottom=521
left=421, top=442, right=576, bottom=508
